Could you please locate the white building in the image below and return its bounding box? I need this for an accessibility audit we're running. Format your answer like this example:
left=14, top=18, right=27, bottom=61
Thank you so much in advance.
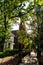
left=7, top=19, right=33, bottom=50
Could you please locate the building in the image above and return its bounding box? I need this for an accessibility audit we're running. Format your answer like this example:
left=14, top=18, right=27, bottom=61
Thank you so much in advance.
left=3, top=20, right=33, bottom=51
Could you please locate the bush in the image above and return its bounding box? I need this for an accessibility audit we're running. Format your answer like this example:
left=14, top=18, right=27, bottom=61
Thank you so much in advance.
left=0, top=52, right=4, bottom=58
left=0, top=49, right=19, bottom=58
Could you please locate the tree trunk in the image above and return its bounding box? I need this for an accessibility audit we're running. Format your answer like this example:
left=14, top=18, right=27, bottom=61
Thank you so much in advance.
left=37, top=48, right=43, bottom=65
left=18, top=44, right=22, bottom=63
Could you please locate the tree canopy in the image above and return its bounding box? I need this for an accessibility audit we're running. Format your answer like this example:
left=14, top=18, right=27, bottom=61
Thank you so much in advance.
left=0, top=0, right=43, bottom=52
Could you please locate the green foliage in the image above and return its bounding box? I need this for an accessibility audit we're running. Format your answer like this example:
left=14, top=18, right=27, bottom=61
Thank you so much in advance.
left=0, top=0, right=27, bottom=51
left=0, top=0, right=43, bottom=52
left=0, top=49, right=19, bottom=58
left=17, top=30, right=28, bottom=45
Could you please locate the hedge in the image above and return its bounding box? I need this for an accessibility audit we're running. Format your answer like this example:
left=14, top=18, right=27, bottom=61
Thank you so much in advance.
left=0, top=49, right=19, bottom=58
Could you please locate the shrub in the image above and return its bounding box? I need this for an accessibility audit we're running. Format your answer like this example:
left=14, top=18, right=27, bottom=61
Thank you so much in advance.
left=0, top=49, right=19, bottom=58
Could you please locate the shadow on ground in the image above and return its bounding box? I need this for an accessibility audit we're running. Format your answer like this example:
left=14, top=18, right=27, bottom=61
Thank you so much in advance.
left=18, top=62, right=39, bottom=65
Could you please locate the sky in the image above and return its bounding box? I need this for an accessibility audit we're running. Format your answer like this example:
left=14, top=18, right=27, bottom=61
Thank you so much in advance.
left=24, top=1, right=29, bottom=9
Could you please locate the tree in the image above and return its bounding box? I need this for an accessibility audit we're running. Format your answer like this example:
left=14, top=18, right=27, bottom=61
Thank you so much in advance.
left=26, top=0, right=43, bottom=64
left=18, top=0, right=43, bottom=64
left=34, top=5, right=43, bottom=65
left=0, top=1, right=43, bottom=64
left=0, top=0, right=27, bottom=51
